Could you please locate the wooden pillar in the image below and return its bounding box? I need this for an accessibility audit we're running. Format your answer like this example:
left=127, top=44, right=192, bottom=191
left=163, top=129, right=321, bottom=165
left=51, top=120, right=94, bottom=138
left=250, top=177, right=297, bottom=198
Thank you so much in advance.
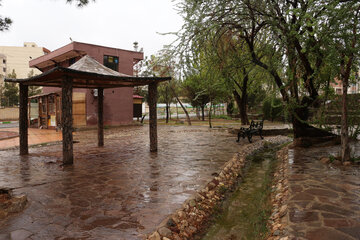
left=28, top=99, right=31, bottom=127
left=148, top=82, right=158, bottom=152
left=45, top=96, right=49, bottom=129
left=38, top=97, right=41, bottom=128
left=98, top=88, right=104, bottom=147
left=61, top=76, right=73, bottom=164
left=19, top=84, right=28, bottom=155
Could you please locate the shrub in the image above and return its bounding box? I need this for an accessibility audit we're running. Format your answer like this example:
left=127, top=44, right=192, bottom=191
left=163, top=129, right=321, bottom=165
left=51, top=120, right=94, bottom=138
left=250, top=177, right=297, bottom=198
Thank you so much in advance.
left=262, top=97, right=284, bottom=121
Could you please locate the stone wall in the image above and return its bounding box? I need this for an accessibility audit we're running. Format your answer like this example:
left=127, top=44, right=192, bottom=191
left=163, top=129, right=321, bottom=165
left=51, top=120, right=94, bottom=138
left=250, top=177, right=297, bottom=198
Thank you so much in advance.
left=147, top=136, right=290, bottom=240
left=266, top=146, right=290, bottom=240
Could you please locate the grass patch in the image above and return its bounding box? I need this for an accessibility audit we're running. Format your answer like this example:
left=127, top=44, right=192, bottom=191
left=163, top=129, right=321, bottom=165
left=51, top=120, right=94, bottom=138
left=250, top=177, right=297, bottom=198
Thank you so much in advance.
left=212, top=114, right=232, bottom=120
left=199, top=146, right=280, bottom=240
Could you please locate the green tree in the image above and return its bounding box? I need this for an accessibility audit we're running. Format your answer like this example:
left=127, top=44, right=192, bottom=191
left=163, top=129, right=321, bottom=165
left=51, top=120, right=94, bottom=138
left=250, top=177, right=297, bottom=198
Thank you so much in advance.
left=27, top=70, right=42, bottom=97
left=183, top=74, right=210, bottom=121
left=325, top=3, right=360, bottom=162
left=0, top=0, right=11, bottom=31
left=177, top=0, right=360, bottom=142
left=140, top=48, right=191, bottom=125
left=2, top=69, right=18, bottom=107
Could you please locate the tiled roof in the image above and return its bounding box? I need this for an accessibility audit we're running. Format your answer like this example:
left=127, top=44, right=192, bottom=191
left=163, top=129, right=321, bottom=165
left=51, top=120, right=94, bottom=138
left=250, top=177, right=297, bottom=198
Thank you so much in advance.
left=69, top=55, right=130, bottom=77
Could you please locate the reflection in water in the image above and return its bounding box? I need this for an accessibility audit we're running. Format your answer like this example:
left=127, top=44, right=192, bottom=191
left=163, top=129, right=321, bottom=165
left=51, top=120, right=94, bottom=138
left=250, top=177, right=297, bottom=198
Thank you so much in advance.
left=20, top=155, right=31, bottom=184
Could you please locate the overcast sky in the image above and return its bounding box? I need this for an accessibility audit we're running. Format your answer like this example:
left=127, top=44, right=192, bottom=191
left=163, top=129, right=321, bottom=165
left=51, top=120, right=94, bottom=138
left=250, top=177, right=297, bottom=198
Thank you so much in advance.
left=0, top=0, right=183, bottom=56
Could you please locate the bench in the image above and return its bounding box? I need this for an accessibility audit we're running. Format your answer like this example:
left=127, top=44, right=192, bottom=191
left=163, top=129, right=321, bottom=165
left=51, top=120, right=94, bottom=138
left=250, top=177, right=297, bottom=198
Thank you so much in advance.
left=236, top=120, right=264, bottom=143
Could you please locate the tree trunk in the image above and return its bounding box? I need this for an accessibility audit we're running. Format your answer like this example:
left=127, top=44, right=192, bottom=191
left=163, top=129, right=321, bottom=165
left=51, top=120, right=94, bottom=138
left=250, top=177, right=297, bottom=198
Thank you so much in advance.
left=170, top=87, right=191, bottom=125
left=233, top=90, right=249, bottom=125
left=208, top=101, right=212, bottom=128
left=148, top=82, right=158, bottom=152
left=176, top=102, right=179, bottom=119
left=165, top=101, right=169, bottom=123
left=291, top=98, right=335, bottom=139
left=341, top=80, right=350, bottom=162
left=201, top=105, right=205, bottom=121
left=196, top=106, right=200, bottom=120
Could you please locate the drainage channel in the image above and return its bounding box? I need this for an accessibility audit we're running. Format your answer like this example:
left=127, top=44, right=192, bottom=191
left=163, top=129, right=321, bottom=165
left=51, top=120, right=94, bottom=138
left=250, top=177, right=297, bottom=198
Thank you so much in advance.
left=197, top=144, right=280, bottom=240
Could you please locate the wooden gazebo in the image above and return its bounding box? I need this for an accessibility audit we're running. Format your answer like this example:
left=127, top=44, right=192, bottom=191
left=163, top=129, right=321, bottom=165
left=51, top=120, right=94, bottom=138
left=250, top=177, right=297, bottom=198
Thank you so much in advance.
left=5, top=56, right=171, bottom=164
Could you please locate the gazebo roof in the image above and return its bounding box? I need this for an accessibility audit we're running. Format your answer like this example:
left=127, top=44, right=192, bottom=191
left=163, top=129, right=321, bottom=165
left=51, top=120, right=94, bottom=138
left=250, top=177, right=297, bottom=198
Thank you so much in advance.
left=5, top=55, right=171, bottom=88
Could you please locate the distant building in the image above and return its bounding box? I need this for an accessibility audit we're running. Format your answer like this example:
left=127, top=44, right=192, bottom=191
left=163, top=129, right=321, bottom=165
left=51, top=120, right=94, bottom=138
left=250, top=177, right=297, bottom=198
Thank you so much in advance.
left=29, top=41, right=144, bottom=127
left=330, top=77, right=360, bottom=95
left=0, top=42, right=50, bottom=83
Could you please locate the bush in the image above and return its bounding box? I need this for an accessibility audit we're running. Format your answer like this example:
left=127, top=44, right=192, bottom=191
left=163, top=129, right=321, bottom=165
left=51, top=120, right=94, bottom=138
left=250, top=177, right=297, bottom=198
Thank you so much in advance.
left=262, top=97, right=284, bottom=121
left=213, top=114, right=232, bottom=120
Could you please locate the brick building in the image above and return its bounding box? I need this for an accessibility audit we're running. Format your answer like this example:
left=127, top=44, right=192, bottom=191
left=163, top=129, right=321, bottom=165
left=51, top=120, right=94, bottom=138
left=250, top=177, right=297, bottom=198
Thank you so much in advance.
left=29, top=41, right=143, bottom=126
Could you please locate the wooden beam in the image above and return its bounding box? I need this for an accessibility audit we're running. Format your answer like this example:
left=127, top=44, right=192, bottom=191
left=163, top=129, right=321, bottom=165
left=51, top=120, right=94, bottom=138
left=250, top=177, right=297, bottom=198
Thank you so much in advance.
left=61, top=76, right=73, bottom=164
left=148, top=82, right=158, bottom=152
left=98, top=88, right=104, bottom=147
left=19, top=84, right=28, bottom=155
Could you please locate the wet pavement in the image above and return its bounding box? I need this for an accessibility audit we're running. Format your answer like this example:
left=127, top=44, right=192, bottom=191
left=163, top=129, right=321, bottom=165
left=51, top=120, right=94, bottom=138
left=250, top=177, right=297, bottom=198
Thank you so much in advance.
left=0, top=128, right=62, bottom=150
left=0, top=125, right=251, bottom=239
left=287, top=143, right=360, bottom=240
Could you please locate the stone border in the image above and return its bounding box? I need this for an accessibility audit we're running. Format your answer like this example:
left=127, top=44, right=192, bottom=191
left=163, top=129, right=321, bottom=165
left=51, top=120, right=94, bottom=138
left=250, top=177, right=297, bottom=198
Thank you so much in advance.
left=147, top=136, right=290, bottom=240
left=0, top=188, right=27, bottom=219
left=266, top=145, right=290, bottom=240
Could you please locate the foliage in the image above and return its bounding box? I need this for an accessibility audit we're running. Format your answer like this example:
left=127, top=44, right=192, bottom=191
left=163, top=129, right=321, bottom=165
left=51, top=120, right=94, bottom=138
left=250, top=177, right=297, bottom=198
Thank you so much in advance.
left=182, top=74, right=210, bottom=111
left=66, top=0, right=94, bottom=7
left=175, top=0, right=360, bottom=141
left=27, top=70, right=42, bottom=97
left=0, top=0, right=11, bottom=32
left=213, top=114, right=232, bottom=120
left=2, top=69, right=18, bottom=107
left=262, top=97, right=284, bottom=122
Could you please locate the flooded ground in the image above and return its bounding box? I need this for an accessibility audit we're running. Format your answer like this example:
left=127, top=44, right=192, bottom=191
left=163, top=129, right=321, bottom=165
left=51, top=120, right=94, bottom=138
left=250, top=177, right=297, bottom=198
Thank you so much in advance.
left=199, top=145, right=279, bottom=240
left=0, top=125, right=253, bottom=239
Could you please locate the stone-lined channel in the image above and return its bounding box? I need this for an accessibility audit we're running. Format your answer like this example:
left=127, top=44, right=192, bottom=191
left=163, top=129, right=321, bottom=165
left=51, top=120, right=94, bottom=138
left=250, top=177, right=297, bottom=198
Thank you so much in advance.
left=197, top=145, right=280, bottom=240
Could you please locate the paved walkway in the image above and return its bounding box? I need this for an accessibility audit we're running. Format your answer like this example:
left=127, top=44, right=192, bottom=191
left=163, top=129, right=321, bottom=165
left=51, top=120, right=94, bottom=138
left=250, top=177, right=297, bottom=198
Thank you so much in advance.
left=0, top=128, right=62, bottom=150
left=0, top=125, right=253, bottom=239
left=287, top=143, right=360, bottom=240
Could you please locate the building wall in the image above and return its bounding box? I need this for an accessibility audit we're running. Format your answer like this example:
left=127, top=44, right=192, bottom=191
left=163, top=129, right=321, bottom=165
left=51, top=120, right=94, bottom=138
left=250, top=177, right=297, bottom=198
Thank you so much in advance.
left=41, top=42, right=143, bottom=126
left=0, top=42, right=47, bottom=84
left=330, top=77, right=360, bottom=95
left=0, top=107, right=19, bottom=121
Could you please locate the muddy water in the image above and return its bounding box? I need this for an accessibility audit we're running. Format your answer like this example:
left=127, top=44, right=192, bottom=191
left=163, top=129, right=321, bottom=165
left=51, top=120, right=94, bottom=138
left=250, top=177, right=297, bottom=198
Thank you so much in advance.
left=0, top=125, right=251, bottom=239
left=200, top=146, right=278, bottom=240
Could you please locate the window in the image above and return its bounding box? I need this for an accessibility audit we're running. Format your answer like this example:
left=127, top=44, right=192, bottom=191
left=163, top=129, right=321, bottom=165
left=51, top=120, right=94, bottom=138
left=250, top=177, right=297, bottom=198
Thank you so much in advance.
left=2, top=59, right=5, bottom=64
left=69, top=57, right=76, bottom=65
left=3, top=67, right=6, bottom=72
left=103, top=55, right=119, bottom=72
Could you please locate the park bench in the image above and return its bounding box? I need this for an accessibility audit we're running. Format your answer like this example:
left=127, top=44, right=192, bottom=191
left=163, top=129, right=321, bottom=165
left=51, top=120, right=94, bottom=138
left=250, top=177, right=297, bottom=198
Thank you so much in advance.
left=236, top=120, right=264, bottom=143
